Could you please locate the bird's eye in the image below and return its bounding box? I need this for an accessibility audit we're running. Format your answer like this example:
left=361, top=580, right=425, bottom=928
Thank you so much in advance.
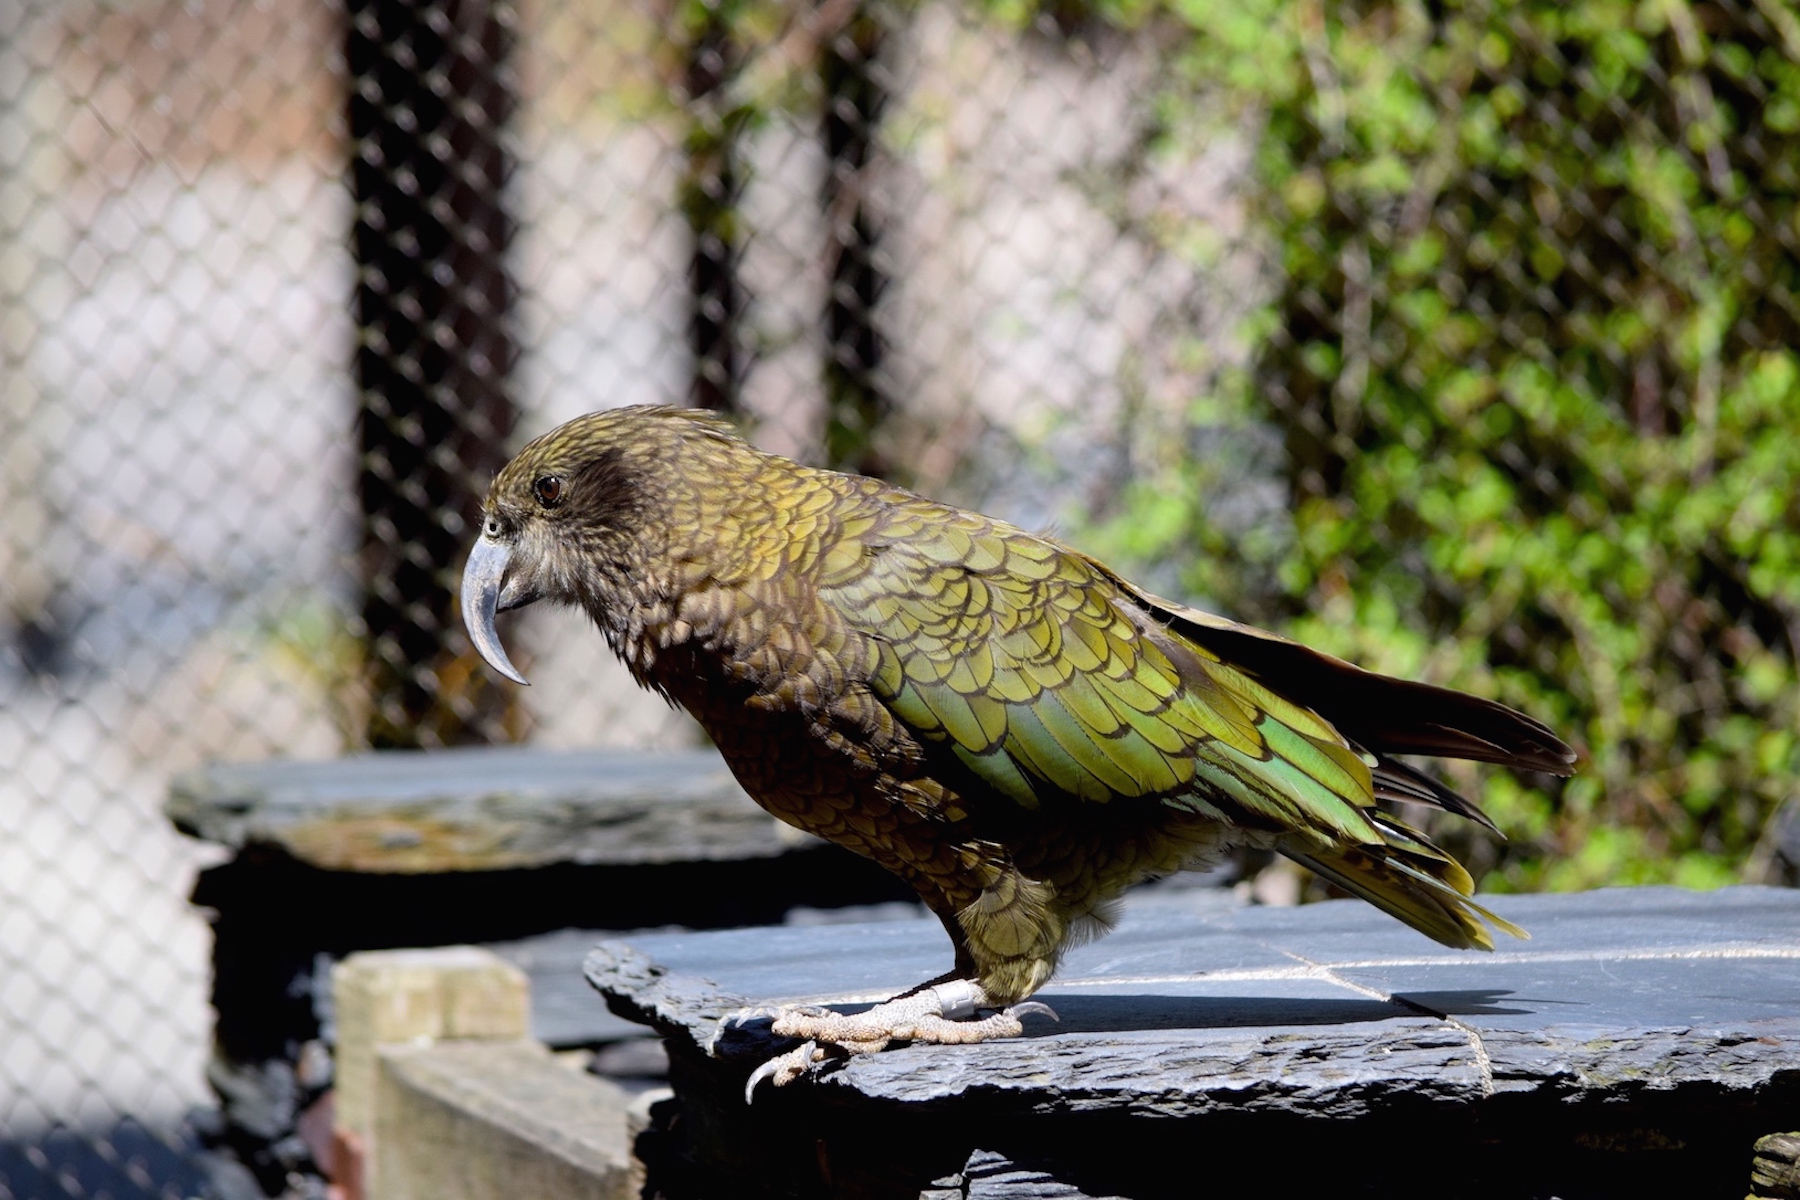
left=532, top=475, right=564, bottom=507
left=484, top=516, right=501, bottom=537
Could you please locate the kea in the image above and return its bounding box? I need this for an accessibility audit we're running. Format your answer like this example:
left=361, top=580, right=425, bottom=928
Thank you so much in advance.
left=462, top=405, right=1575, bottom=1091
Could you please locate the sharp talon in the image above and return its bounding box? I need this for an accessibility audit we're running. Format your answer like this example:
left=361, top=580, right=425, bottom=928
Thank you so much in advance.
left=1008, top=1000, right=1059, bottom=1023
left=718, top=1012, right=753, bottom=1041
left=707, top=1006, right=772, bottom=1056
left=744, top=1040, right=821, bottom=1103
left=743, top=1055, right=783, bottom=1102
left=726, top=1006, right=778, bottom=1028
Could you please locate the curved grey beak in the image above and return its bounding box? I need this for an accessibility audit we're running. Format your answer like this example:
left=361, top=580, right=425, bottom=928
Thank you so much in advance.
left=461, top=532, right=532, bottom=685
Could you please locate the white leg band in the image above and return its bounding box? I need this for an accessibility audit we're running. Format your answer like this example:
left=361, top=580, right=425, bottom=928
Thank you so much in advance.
left=930, top=980, right=983, bottom=1019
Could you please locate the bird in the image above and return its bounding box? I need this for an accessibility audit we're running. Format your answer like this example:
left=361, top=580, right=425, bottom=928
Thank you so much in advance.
left=461, top=404, right=1576, bottom=1093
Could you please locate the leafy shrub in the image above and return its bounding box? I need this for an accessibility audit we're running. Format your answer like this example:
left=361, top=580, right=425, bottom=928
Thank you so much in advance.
left=1089, top=0, right=1800, bottom=889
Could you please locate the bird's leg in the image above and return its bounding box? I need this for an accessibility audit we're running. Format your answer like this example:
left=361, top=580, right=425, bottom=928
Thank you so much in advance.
left=734, top=975, right=1058, bottom=1098
left=730, top=894, right=1064, bottom=1097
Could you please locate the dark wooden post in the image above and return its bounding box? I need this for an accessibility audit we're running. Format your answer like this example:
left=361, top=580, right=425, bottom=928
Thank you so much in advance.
left=679, top=0, right=747, bottom=414
left=820, top=6, right=891, bottom=477
left=345, top=0, right=520, bottom=747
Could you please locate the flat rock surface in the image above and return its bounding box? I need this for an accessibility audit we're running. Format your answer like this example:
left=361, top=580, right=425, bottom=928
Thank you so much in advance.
left=168, top=746, right=815, bottom=872
left=587, top=885, right=1800, bottom=1114
left=491, top=928, right=656, bottom=1047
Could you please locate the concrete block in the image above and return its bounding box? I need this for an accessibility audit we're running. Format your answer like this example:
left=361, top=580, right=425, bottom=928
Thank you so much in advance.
left=332, top=947, right=530, bottom=1173
left=374, top=1040, right=633, bottom=1200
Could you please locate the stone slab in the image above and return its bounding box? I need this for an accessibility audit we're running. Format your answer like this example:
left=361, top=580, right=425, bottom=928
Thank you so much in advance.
left=586, top=885, right=1800, bottom=1115
left=489, top=928, right=656, bottom=1048
left=167, top=745, right=814, bottom=872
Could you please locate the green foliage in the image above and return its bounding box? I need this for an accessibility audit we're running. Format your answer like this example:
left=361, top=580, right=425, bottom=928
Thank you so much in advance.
left=1093, top=0, right=1800, bottom=889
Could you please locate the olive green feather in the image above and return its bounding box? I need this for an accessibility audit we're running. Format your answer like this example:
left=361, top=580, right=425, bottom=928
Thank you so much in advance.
left=824, top=484, right=1562, bottom=950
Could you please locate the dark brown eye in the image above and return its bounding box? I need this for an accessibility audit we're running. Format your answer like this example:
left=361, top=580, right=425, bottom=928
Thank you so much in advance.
left=532, top=475, right=564, bottom=507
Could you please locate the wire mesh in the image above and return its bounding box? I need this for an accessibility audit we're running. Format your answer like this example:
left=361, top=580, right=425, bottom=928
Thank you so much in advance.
left=2, top=0, right=352, bottom=1193
left=0, top=0, right=1213, bottom=1192
left=2, top=0, right=1796, bottom=1195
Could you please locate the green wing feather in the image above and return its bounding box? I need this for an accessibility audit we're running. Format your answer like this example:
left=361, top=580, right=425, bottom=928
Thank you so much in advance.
left=826, top=496, right=1566, bottom=951
left=829, top=504, right=1382, bottom=835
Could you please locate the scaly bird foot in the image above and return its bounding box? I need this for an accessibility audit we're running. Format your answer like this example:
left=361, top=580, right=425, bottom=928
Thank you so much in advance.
left=737, top=981, right=1058, bottom=1100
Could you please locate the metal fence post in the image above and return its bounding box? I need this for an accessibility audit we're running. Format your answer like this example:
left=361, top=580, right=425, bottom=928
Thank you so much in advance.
left=345, top=0, right=522, bottom=747
left=820, top=3, right=892, bottom=477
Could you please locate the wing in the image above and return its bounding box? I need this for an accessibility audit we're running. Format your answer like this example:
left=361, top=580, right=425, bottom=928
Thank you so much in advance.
left=821, top=494, right=1542, bottom=950
left=1083, top=563, right=1578, bottom=829
left=1088, top=565, right=1576, bottom=772
left=823, top=500, right=1384, bottom=846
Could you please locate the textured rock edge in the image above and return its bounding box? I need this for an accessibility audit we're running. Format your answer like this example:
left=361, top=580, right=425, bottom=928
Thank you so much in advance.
left=584, top=939, right=1800, bottom=1117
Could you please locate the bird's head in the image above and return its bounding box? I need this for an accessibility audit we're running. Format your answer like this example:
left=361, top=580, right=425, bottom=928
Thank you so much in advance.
left=461, top=405, right=739, bottom=684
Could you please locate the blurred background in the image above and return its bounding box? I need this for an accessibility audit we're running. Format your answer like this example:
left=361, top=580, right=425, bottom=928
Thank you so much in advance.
left=1, top=0, right=1796, bottom=1194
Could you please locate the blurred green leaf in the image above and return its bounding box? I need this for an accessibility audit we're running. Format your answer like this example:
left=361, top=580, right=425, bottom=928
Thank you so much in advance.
left=1083, top=0, right=1800, bottom=891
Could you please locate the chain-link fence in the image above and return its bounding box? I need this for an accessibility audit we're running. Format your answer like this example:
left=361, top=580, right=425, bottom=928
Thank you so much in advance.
left=1, top=0, right=1223, bottom=1192
left=3, top=0, right=1796, bottom=1195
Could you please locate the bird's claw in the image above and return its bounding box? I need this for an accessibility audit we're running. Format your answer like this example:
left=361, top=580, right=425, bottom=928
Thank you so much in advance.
left=1007, top=999, right=1059, bottom=1023
left=721, top=1005, right=778, bottom=1028
left=744, top=1040, right=829, bottom=1102
left=708, top=1006, right=772, bottom=1056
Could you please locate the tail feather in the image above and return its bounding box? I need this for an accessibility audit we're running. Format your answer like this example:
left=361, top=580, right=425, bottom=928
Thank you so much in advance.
left=1285, top=840, right=1528, bottom=950
left=1089, top=567, right=1579, bottom=776
left=1081, top=561, right=1555, bottom=950
left=1371, top=757, right=1502, bottom=835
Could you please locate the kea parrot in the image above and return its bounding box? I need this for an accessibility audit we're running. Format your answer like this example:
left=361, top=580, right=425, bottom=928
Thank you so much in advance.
left=462, top=405, right=1575, bottom=1092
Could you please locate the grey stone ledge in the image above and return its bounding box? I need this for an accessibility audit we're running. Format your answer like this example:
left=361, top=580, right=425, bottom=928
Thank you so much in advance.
left=168, top=745, right=815, bottom=872
left=586, top=885, right=1800, bottom=1116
